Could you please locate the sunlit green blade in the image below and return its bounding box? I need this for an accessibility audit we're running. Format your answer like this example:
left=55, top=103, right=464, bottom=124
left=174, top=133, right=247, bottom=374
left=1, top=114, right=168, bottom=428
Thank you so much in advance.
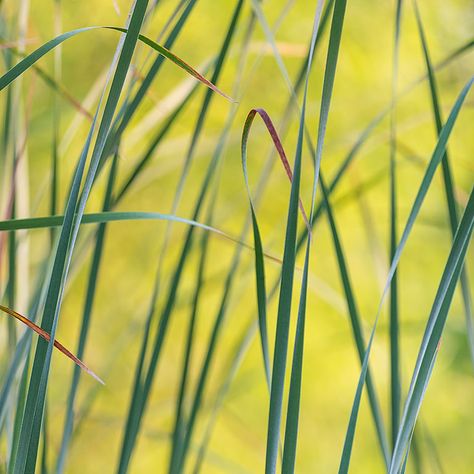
left=389, top=0, right=403, bottom=449
left=0, top=27, right=231, bottom=100
left=319, top=174, right=390, bottom=467
left=168, top=213, right=213, bottom=474
left=11, top=1, right=150, bottom=471
left=56, top=152, right=118, bottom=474
left=390, top=185, right=474, bottom=473
left=116, top=3, right=245, bottom=471
left=413, top=0, right=474, bottom=367
left=192, top=321, right=258, bottom=473
left=280, top=4, right=326, bottom=472
left=338, top=77, right=473, bottom=474
left=265, top=0, right=348, bottom=471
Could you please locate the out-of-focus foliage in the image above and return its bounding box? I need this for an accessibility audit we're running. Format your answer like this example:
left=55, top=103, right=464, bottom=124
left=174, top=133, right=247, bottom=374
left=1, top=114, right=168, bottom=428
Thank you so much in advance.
left=0, top=0, right=472, bottom=473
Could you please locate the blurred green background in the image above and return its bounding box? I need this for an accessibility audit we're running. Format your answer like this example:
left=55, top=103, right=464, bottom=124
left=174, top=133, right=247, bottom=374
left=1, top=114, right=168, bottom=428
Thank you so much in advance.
left=0, top=0, right=473, bottom=472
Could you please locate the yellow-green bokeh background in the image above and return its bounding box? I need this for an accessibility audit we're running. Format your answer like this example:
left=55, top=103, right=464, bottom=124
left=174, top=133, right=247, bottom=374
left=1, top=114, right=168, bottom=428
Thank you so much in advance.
left=1, top=0, right=473, bottom=472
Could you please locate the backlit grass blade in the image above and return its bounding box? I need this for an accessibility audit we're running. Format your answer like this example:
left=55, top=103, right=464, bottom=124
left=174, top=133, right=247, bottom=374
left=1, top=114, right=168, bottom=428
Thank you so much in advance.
left=338, top=77, right=473, bottom=473
left=114, top=75, right=203, bottom=201
left=264, top=0, right=348, bottom=471
left=0, top=211, right=286, bottom=264
left=263, top=92, right=303, bottom=474
left=56, top=152, right=118, bottom=474
left=413, top=0, right=474, bottom=367
left=105, top=0, right=198, bottom=150
left=389, top=0, right=403, bottom=448
left=390, top=185, right=474, bottom=473
left=178, top=224, right=248, bottom=473
left=319, top=174, right=390, bottom=467
left=116, top=3, right=245, bottom=470
left=2, top=46, right=92, bottom=118
left=0, top=304, right=103, bottom=384
left=168, top=214, right=213, bottom=474
left=241, top=107, right=313, bottom=386
left=192, top=321, right=258, bottom=473
left=0, top=27, right=232, bottom=100
left=11, top=1, right=149, bottom=471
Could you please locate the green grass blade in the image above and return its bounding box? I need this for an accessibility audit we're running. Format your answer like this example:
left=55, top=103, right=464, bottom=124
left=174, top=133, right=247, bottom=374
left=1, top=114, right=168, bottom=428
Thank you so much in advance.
left=338, top=77, right=473, bottom=473
left=116, top=3, right=245, bottom=468
left=168, top=222, right=213, bottom=474
left=264, top=97, right=303, bottom=474
left=105, top=0, right=198, bottom=154
left=56, top=152, right=118, bottom=474
left=11, top=1, right=150, bottom=471
left=0, top=27, right=231, bottom=100
left=241, top=107, right=313, bottom=387
left=389, top=0, right=403, bottom=449
left=192, top=321, right=258, bottom=473
left=413, top=0, right=474, bottom=367
left=0, top=211, right=285, bottom=263
left=265, top=0, right=348, bottom=471
left=390, top=185, right=474, bottom=473
left=280, top=5, right=325, bottom=471
left=320, top=174, right=390, bottom=467
left=281, top=243, right=309, bottom=474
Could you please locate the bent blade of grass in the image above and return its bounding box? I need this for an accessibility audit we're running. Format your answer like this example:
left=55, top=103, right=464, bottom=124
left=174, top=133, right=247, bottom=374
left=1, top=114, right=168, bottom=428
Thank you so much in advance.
left=233, top=0, right=333, bottom=409
left=241, top=6, right=323, bottom=472
left=390, top=184, right=474, bottom=473
left=243, top=109, right=311, bottom=230
left=0, top=27, right=232, bottom=101
left=241, top=107, right=314, bottom=387
left=338, top=77, right=473, bottom=473
left=0, top=304, right=103, bottom=384
left=413, top=0, right=474, bottom=367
